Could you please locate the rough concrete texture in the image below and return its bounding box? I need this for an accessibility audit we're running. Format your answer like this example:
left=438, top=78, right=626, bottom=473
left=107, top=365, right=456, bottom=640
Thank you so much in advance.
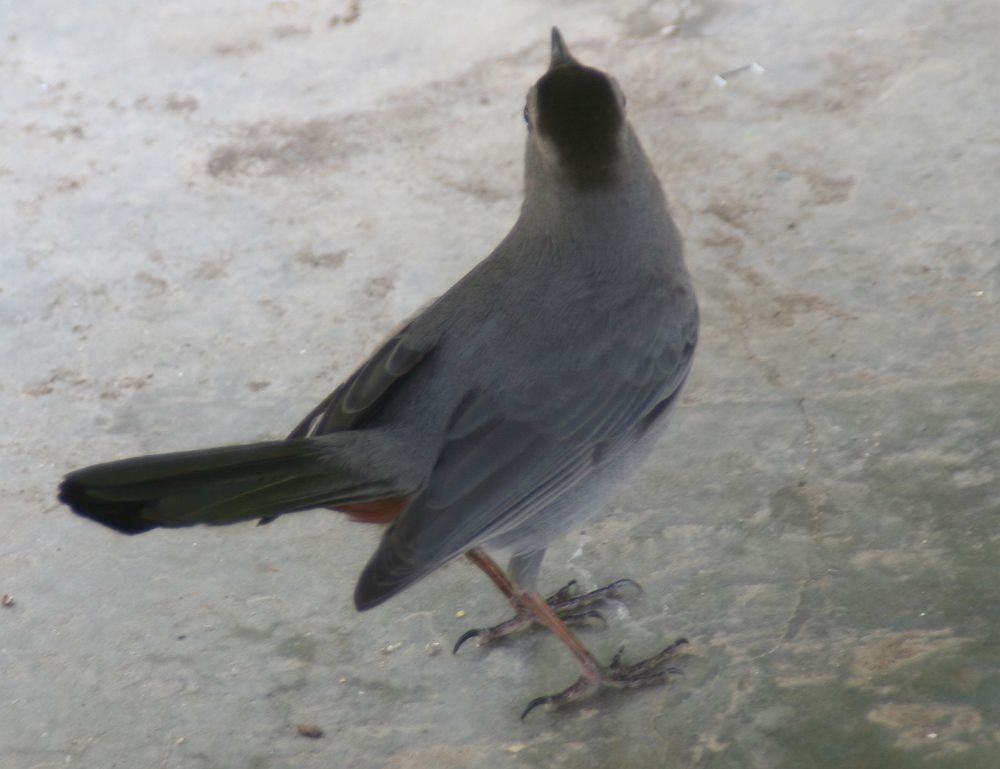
left=2, top=0, right=998, bottom=767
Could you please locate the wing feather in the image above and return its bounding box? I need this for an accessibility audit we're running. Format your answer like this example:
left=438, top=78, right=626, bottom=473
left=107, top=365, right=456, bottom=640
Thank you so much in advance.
left=287, top=325, right=436, bottom=439
left=355, top=292, right=697, bottom=608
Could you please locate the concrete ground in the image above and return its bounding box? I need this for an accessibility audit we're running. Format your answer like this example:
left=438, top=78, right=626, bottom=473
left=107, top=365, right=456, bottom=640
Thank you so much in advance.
left=2, top=1, right=998, bottom=767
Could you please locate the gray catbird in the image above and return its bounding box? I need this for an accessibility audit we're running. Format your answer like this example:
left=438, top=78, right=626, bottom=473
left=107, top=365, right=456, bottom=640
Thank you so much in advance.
left=59, top=28, right=698, bottom=717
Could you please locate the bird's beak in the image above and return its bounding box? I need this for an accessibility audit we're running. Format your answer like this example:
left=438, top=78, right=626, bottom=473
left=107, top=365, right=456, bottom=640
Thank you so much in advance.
left=549, top=27, right=574, bottom=69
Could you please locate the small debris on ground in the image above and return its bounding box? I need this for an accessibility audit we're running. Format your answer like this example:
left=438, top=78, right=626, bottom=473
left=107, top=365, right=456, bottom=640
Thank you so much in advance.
left=296, top=723, right=324, bottom=739
left=712, top=62, right=765, bottom=88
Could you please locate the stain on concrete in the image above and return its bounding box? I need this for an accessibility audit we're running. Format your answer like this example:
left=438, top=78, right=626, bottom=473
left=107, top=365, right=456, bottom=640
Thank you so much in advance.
left=296, top=249, right=348, bottom=269
left=213, top=39, right=262, bottom=57
left=364, top=273, right=396, bottom=298
left=165, top=93, right=200, bottom=113
left=207, top=117, right=361, bottom=178
left=850, top=630, right=968, bottom=685
left=867, top=701, right=985, bottom=752
left=329, top=0, right=361, bottom=28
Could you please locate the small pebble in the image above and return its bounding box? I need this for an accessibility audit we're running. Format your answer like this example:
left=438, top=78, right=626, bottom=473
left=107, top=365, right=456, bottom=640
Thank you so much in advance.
left=296, top=723, right=324, bottom=739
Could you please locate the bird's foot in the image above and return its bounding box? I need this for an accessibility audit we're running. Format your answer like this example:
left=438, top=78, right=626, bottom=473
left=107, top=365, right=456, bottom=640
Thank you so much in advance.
left=453, top=578, right=642, bottom=654
left=520, top=637, right=689, bottom=719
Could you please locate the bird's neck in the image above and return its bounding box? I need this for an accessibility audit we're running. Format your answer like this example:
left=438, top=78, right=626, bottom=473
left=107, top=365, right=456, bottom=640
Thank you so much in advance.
left=520, top=130, right=672, bottom=252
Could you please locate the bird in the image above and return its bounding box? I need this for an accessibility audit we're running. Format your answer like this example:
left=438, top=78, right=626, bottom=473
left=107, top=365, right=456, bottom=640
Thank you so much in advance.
left=58, top=28, right=698, bottom=718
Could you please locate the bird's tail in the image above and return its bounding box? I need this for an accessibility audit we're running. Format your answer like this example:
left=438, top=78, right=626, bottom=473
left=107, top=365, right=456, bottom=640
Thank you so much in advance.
left=58, top=433, right=410, bottom=534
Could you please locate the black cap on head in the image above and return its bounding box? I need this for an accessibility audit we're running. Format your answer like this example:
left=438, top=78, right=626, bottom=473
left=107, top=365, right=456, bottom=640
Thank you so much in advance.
left=535, top=31, right=623, bottom=185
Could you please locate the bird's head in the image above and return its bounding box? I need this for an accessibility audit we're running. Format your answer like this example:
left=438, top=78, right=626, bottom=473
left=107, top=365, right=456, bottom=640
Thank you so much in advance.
left=523, top=28, right=629, bottom=189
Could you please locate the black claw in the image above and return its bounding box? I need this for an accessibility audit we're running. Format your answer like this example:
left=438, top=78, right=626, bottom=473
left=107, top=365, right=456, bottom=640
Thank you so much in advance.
left=548, top=579, right=580, bottom=603
left=452, top=628, right=482, bottom=655
left=520, top=694, right=556, bottom=720
left=609, top=645, right=626, bottom=669
left=559, top=608, right=608, bottom=629
left=548, top=577, right=643, bottom=617
left=605, top=578, right=644, bottom=597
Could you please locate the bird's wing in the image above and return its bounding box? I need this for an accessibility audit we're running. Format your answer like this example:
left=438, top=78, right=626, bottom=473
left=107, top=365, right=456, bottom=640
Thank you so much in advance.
left=253, top=322, right=435, bottom=526
left=287, top=322, right=437, bottom=439
left=354, top=292, right=697, bottom=608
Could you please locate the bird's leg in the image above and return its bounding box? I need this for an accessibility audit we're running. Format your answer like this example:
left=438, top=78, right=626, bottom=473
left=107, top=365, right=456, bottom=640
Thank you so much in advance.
left=457, top=550, right=686, bottom=717
left=453, top=550, right=641, bottom=653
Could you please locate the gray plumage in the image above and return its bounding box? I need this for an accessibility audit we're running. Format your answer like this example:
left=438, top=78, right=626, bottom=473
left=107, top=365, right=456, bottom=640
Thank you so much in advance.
left=59, top=28, right=698, bottom=615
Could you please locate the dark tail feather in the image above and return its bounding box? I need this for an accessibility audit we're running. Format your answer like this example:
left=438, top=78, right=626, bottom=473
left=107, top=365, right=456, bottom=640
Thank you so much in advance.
left=58, top=434, right=407, bottom=535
